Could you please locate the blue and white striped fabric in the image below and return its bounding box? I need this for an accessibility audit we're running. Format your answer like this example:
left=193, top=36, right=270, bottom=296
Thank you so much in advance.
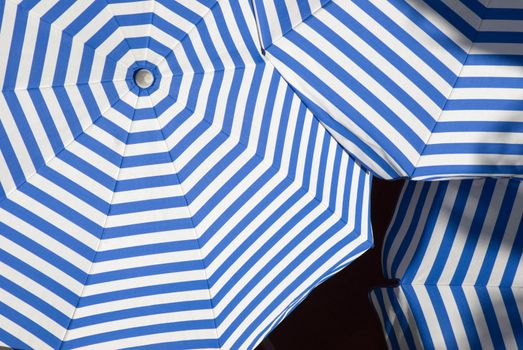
left=371, top=179, right=523, bottom=349
left=252, top=0, right=523, bottom=179
left=0, top=1, right=373, bottom=349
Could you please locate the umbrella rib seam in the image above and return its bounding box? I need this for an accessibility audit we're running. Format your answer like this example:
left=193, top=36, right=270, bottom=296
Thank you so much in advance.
left=410, top=0, right=492, bottom=177
left=1, top=79, right=129, bottom=93
left=147, top=94, right=224, bottom=349
left=58, top=90, right=139, bottom=348
left=6, top=0, right=126, bottom=69
left=257, top=0, right=334, bottom=52
left=260, top=55, right=371, bottom=187
left=0, top=88, right=135, bottom=206
left=100, top=0, right=140, bottom=65
left=154, top=0, right=221, bottom=72
left=163, top=82, right=347, bottom=225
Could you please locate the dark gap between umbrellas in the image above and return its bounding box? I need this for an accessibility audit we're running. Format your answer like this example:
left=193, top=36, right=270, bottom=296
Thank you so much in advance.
left=255, top=178, right=404, bottom=350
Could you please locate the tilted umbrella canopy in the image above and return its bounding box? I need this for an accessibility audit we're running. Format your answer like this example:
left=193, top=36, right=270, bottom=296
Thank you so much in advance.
left=0, top=1, right=373, bottom=349
left=371, top=178, right=523, bottom=349
left=252, top=0, right=523, bottom=179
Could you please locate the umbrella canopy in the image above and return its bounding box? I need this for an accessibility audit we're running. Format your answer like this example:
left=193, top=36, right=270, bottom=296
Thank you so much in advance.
left=252, top=0, right=523, bottom=179
left=371, top=178, right=523, bottom=349
left=0, top=1, right=373, bottom=349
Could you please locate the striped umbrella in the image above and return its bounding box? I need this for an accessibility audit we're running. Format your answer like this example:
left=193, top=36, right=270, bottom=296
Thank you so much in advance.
left=371, top=179, right=523, bottom=349
left=0, top=1, right=373, bottom=349
left=252, top=0, right=523, bottom=180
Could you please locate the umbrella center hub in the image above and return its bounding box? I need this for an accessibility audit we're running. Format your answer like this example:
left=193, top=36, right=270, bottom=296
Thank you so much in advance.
left=133, top=68, right=154, bottom=89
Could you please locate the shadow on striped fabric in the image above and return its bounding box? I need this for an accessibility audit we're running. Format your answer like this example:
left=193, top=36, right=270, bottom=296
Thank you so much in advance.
left=371, top=178, right=523, bottom=349
left=252, top=0, right=523, bottom=180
